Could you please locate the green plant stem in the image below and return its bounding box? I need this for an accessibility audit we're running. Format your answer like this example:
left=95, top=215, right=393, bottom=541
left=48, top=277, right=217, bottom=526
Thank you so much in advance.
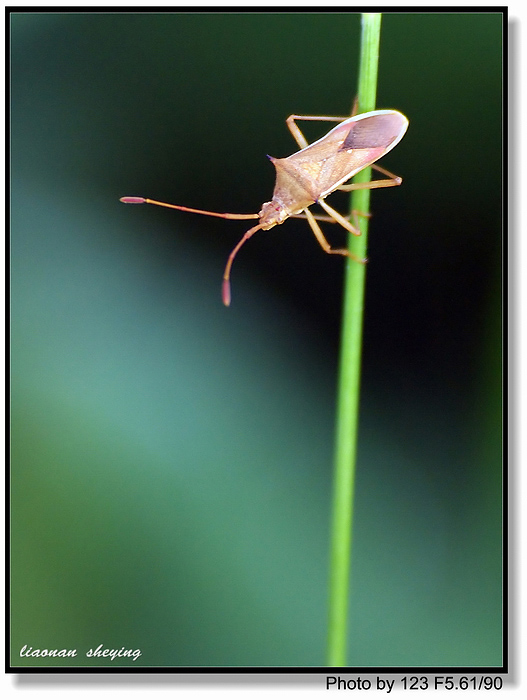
left=327, top=12, right=382, bottom=667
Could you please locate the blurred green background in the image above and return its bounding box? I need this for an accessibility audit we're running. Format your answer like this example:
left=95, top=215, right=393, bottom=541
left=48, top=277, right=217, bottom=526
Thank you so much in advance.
left=11, top=11, right=502, bottom=668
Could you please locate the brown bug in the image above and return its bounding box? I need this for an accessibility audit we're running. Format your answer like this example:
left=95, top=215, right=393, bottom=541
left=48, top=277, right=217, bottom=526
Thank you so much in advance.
left=121, top=109, right=408, bottom=306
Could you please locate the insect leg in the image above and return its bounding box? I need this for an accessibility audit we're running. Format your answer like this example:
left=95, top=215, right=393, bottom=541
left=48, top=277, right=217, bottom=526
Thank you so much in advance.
left=285, top=115, right=349, bottom=149
left=337, top=163, right=403, bottom=192
left=290, top=212, right=352, bottom=224
left=317, top=200, right=365, bottom=237
left=291, top=210, right=370, bottom=225
left=303, top=208, right=366, bottom=263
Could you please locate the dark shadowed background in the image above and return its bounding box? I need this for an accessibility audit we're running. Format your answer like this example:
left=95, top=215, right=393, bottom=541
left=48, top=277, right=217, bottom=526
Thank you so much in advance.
left=11, top=11, right=502, bottom=668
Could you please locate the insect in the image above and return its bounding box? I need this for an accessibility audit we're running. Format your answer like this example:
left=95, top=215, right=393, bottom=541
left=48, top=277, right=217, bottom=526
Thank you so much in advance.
left=121, top=109, right=408, bottom=306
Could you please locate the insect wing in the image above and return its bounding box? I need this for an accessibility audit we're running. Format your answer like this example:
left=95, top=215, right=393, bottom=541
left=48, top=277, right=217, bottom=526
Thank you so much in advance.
left=283, top=110, right=408, bottom=200
left=339, top=111, right=407, bottom=150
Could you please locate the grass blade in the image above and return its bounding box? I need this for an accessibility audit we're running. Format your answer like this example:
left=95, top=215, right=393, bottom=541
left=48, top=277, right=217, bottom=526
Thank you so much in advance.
left=326, top=12, right=382, bottom=667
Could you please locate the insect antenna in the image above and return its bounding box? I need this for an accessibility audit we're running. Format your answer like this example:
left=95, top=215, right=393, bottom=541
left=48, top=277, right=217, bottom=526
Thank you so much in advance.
left=120, top=196, right=263, bottom=306
left=222, top=223, right=265, bottom=307
left=120, top=197, right=259, bottom=221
